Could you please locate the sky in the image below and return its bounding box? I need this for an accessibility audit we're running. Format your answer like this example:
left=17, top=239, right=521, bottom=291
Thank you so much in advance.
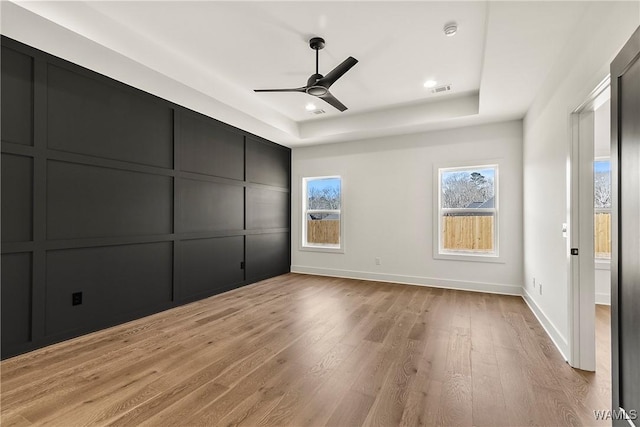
left=441, top=167, right=495, bottom=182
left=307, top=177, right=341, bottom=193
left=594, top=160, right=611, bottom=173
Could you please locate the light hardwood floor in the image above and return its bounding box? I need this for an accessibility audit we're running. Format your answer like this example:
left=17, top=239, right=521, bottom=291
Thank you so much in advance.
left=1, top=273, right=611, bottom=426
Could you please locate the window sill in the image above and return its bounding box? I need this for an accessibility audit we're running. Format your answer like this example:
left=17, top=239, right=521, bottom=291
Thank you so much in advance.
left=595, top=259, right=610, bottom=270
left=299, top=245, right=344, bottom=254
left=434, top=252, right=505, bottom=264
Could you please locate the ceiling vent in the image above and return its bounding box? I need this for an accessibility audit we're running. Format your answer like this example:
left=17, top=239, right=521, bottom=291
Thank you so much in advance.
left=431, top=84, right=452, bottom=94
left=308, top=109, right=326, bottom=115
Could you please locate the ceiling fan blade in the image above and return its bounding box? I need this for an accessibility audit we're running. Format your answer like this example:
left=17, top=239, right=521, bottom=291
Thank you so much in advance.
left=254, top=87, right=306, bottom=93
left=319, top=91, right=348, bottom=112
left=317, top=56, right=358, bottom=89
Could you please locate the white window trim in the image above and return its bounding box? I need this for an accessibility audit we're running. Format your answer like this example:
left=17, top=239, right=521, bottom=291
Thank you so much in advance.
left=433, top=162, right=504, bottom=263
left=300, top=175, right=344, bottom=253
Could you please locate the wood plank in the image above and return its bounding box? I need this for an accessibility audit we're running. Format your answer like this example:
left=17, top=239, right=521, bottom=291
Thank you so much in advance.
left=362, top=338, right=420, bottom=426
left=257, top=342, right=355, bottom=426
left=438, top=325, right=473, bottom=426
left=470, top=349, right=508, bottom=427
left=325, top=390, right=375, bottom=427
left=0, top=273, right=612, bottom=427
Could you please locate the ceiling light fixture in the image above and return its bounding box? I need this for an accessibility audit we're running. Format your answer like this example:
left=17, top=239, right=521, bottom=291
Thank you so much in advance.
left=424, top=80, right=438, bottom=88
left=443, top=22, right=458, bottom=37
left=305, top=103, right=317, bottom=111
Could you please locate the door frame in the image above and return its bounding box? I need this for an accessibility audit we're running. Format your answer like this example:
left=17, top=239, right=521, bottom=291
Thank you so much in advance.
left=611, top=24, right=640, bottom=427
left=567, top=76, right=609, bottom=371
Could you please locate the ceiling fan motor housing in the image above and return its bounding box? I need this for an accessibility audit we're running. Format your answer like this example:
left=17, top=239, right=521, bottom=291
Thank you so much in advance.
left=309, top=37, right=326, bottom=50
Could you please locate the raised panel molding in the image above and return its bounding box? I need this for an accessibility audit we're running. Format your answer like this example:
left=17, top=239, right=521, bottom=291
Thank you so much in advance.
left=180, top=112, right=244, bottom=180
left=1, top=253, right=32, bottom=347
left=180, top=178, right=244, bottom=233
left=246, top=232, right=290, bottom=281
left=0, top=36, right=291, bottom=359
left=46, top=160, right=174, bottom=240
left=1, top=46, right=33, bottom=146
left=180, top=236, right=245, bottom=300
left=47, top=63, right=174, bottom=168
left=1, top=154, right=33, bottom=242
left=246, top=137, right=291, bottom=188
left=45, top=243, right=173, bottom=336
left=246, top=187, right=290, bottom=230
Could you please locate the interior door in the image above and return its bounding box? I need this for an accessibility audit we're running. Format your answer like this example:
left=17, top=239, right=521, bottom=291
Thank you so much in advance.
left=611, top=25, right=640, bottom=426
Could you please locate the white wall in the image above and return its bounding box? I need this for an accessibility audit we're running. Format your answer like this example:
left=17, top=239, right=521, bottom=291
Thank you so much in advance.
left=594, top=99, right=611, bottom=305
left=523, top=2, right=638, bottom=358
left=594, top=99, right=611, bottom=159
left=292, top=121, right=523, bottom=295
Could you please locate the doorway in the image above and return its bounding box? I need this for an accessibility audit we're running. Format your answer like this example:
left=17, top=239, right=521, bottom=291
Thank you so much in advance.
left=568, top=77, right=611, bottom=372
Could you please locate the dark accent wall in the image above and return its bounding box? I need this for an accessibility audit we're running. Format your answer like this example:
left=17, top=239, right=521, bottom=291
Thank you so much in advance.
left=0, top=36, right=291, bottom=359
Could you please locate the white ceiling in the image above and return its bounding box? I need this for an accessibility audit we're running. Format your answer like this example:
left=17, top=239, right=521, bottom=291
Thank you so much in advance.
left=2, top=1, right=610, bottom=147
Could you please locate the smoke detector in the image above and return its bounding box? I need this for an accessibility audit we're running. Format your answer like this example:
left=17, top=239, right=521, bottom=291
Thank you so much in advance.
left=444, top=22, right=458, bottom=37
left=431, top=84, right=452, bottom=94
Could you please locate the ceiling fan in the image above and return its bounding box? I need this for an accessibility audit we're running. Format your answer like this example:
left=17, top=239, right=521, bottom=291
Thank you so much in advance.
left=254, top=37, right=358, bottom=112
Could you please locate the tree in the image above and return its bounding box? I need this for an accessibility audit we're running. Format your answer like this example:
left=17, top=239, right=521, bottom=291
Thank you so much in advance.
left=441, top=171, right=494, bottom=208
left=470, top=172, right=486, bottom=186
left=308, top=185, right=340, bottom=219
left=594, top=171, right=611, bottom=208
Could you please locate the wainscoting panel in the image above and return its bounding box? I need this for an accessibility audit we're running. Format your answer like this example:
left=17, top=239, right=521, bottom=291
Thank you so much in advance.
left=46, top=161, right=174, bottom=240
left=180, top=112, right=245, bottom=180
left=180, top=236, right=245, bottom=300
left=179, top=178, right=244, bottom=233
left=246, top=136, right=290, bottom=187
left=45, top=243, right=174, bottom=337
left=0, top=46, right=33, bottom=146
left=246, top=187, right=290, bottom=230
left=0, top=253, right=32, bottom=347
left=246, top=232, right=290, bottom=282
left=0, top=36, right=291, bottom=359
left=1, top=153, right=33, bottom=242
left=47, top=63, right=174, bottom=168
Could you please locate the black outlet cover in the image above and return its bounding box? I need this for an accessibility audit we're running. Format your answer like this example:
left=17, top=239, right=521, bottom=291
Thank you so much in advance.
left=72, top=292, right=83, bottom=306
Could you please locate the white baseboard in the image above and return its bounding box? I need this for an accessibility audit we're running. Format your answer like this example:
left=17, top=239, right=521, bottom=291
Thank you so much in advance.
left=522, top=288, right=569, bottom=361
left=290, top=265, right=523, bottom=296
left=595, top=292, right=611, bottom=305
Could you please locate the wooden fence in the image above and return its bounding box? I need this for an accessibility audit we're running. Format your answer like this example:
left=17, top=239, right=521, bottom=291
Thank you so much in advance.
left=307, top=220, right=340, bottom=245
left=442, top=215, right=494, bottom=251
left=307, top=214, right=610, bottom=255
left=595, top=212, right=611, bottom=258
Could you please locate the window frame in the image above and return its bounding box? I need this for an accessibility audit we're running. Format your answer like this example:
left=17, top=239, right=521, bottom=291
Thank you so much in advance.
left=301, top=175, right=344, bottom=253
left=434, top=163, right=501, bottom=262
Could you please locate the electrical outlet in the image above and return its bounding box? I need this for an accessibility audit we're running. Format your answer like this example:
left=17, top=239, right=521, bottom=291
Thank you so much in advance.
left=72, top=292, right=83, bottom=306
left=375, top=257, right=381, bottom=265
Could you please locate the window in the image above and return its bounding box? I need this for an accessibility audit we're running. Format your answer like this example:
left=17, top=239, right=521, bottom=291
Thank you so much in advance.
left=594, top=159, right=611, bottom=260
left=438, top=165, right=498, bottom=257
left=302, top=176, right=342, bottom=251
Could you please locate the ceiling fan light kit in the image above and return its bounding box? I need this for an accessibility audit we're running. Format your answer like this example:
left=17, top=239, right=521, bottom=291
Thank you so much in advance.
left=254, top=37, right=358, bottom=112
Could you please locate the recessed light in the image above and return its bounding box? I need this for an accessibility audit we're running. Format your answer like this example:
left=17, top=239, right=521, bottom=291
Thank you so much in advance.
left=444, top=22, right=458, bottom=37
left=305, top=103, right=316, bottom=111
left=424, top=80, right=438, bottom=88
